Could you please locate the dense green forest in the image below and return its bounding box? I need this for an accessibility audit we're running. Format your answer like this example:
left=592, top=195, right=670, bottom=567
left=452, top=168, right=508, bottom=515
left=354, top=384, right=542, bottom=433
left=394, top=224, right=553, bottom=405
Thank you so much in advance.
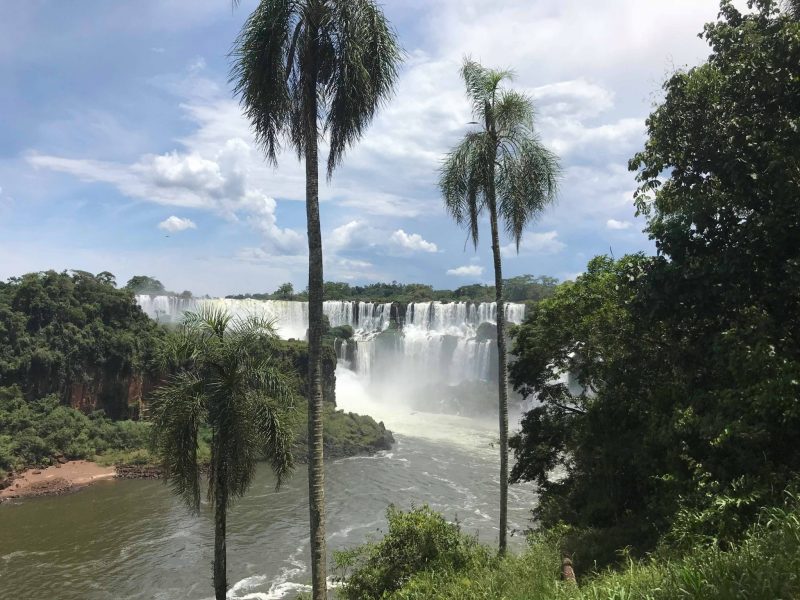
left=505, top=0, right=800, bottom=562
left=0, top=270, right=165, bottom=415
left=0, top=270, right=390, bottom=481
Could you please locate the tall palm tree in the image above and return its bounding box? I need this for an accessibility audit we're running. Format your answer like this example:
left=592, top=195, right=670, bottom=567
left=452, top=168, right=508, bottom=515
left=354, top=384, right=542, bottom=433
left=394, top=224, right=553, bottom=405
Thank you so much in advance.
left=440, top=59, right=560, bottom=554
left=230, top=3, right=400, bottom=596
left=150, top=307, right=295, bottom=600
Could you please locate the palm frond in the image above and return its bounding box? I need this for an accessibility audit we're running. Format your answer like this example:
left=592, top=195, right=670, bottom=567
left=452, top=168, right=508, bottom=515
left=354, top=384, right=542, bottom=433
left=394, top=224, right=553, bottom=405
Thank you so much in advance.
left=149, top=307, right=297, bottom=514
left=254, top=393, right=295, bottom=488
left=149, top=372, right=206, bottom=512
left=232, top=0, right=400, bottom=175
left=440, top=131, right=493, bottom=247
left=231, top=314, right=280, bottom=340
left=494, top=90, right=534, bottom=142
left=497, top=137, right=561, bottom=248
left=230, top=0, right=299, bottom=164
left=324, top=0, right=401, bottom=177
left=185, top=305, right=235, bottom=342
left=441, top=58, right=560, bottom=252
left=461, top=57, right=513, bottom=125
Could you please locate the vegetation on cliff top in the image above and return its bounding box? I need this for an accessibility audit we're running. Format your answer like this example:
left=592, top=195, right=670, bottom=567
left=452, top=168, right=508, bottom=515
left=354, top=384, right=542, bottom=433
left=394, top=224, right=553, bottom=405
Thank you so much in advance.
left=0, top=270, right=165, bottom=418
left=226, top=274, right=558, bottom=305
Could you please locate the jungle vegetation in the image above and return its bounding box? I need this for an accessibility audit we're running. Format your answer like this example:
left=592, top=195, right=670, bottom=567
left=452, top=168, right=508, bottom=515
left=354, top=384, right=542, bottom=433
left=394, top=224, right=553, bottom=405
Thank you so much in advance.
left=333, top=1, right=800, bottom=597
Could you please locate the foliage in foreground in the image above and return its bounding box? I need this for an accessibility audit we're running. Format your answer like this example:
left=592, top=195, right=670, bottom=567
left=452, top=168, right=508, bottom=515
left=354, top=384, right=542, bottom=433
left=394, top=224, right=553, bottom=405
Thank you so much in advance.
left=332, top=501, right=800, bottom=600
left=508, top=0, right=800, bottom=560
left=334, top=506, right=488, bottom=599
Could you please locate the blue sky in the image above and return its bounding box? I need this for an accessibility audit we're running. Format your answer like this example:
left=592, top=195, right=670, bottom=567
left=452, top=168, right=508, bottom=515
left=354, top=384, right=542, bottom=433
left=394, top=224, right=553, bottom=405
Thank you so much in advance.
left=0, top=0, right=725, bottom=296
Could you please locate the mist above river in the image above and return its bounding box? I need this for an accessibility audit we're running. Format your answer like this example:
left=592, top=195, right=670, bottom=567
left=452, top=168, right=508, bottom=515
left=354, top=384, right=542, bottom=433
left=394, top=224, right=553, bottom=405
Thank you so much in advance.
left=136, top=296, right=526, bottom=416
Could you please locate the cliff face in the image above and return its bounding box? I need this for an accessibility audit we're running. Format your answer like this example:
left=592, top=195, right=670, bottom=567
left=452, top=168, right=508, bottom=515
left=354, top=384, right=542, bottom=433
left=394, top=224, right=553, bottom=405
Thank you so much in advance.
left=65, top=370, right=159, bottom=420
left=65, top=369, right=159, bottom=420
left=60, top=340, right=337, bottom=419
left=274, top=340, right=337, bottom=406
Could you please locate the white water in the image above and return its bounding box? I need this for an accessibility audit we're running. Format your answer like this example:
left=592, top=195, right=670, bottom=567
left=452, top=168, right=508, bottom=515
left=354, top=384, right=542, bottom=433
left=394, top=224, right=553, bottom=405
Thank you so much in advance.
left=0, top=297, right=538, bottom=599
left=135, top=296, right=524, bottom=393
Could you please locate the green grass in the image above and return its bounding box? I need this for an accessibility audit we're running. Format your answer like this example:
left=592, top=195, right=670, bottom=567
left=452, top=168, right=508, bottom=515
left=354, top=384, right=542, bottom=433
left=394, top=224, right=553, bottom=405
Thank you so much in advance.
left=332, top=501, right=800, bottom=600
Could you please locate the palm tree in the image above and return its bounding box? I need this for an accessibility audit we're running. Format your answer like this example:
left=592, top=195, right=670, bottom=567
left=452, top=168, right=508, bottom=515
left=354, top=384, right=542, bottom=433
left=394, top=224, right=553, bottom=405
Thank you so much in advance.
left=230, top=3, right=400, bottom=596
left=440, top=59, right=560, bottom=554
left=149, top=307, right=295, bottom=600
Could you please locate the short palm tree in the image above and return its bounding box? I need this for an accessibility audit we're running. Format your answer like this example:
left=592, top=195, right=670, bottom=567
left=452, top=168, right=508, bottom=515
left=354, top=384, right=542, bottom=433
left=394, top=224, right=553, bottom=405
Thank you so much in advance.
left=231, top=3, right=400, bottom=596
left=149, top=307, right=295, bottom=600
left=440, top=59, right=560, bottom=554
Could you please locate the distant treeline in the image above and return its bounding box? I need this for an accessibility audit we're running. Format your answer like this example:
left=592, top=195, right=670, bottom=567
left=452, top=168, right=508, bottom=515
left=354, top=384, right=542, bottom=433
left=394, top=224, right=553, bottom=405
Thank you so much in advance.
left=226, top=275, right=559, bottom=304
left=123, top=275, right=193, bottom=298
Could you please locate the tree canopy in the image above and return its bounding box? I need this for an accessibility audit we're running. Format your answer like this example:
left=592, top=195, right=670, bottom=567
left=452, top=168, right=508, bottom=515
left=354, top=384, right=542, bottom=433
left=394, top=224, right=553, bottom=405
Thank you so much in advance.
left=0, top=271, right=164, bottom=415
left=509, top=0, right=800, bottom=560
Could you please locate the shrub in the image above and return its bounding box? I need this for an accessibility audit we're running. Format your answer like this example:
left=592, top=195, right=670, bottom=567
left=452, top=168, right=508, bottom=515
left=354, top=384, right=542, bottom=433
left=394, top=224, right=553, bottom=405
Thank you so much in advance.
left=334, top=505, right=488, bottom=599
left=0, top=385, right=150, bottom=471
left=332, top=496, right=800, bottom=600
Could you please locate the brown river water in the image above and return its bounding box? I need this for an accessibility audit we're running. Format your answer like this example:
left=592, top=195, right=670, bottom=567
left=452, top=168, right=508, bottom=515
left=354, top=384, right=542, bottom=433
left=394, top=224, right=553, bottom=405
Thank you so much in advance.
left=0, top=369, right=536, bottom=599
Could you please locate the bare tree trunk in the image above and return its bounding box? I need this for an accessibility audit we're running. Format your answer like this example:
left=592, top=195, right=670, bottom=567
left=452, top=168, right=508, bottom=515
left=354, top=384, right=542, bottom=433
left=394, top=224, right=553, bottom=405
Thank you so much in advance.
left=487, top=181, right=509, bottom=555
left=305, top=31, right=327, bottom=600
left=213, top=477, right=227, bottom=600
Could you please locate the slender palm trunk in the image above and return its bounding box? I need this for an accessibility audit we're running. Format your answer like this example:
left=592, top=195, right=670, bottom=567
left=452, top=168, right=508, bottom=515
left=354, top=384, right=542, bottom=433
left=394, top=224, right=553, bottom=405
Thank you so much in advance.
left=304, top=27, right=327, bottom=600
left=487, top=177, right=509, bottom=555
left=213, top=474, right=228, bottom=600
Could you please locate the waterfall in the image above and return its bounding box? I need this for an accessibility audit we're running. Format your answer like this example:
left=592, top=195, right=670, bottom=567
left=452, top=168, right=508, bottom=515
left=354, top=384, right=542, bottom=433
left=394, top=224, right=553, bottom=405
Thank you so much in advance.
left=136, top=296, right=524, bottom=409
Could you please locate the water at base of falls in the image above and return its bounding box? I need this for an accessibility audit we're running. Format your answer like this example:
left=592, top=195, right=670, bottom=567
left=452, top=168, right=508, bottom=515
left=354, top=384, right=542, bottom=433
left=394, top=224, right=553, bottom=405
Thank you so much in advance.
left=0, top=366, right=537, bottom=600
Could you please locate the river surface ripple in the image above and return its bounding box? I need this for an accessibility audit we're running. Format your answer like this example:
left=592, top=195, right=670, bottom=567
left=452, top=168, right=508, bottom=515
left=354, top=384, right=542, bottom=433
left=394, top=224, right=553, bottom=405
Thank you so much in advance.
left=1, top=372, right=536, bottom=600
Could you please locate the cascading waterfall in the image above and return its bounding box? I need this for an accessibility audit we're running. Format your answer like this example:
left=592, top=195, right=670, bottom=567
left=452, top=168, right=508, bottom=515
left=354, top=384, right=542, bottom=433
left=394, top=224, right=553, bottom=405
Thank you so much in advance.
left=136, top=295, right=524, bottom=411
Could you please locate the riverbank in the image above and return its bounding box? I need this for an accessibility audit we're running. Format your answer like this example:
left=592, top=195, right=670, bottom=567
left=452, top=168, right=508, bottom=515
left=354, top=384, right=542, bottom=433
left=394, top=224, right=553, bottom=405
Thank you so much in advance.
left=1, top=405, right=394, bottom=503
left=0, top=460, right=116, bottom=502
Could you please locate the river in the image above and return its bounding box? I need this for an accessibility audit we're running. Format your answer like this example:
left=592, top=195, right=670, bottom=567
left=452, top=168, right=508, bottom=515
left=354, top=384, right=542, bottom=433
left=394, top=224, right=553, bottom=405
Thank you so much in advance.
left=0, top=368, right=536, bottom=600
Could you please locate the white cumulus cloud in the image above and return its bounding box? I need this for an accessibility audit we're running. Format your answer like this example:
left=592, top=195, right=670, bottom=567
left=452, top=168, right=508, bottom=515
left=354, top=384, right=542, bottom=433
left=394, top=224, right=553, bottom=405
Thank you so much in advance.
left=328, top=220, right=370, bottom=251
left=606, top=218, right=633, bottom=230
left=501, top=230, right=566, bottom=257
left=447, top=265, right=484, bottom=277
left=158, top=215, right=196, bottom=233
left=27, top=138, right=305, bottom=256
left=389, top=229, right=438, bottom=253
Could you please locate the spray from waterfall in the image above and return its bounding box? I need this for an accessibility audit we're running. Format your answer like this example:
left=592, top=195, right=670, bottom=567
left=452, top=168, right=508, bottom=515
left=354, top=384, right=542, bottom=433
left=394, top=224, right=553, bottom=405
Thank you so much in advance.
left=136, top=295, right=525, bottom=416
